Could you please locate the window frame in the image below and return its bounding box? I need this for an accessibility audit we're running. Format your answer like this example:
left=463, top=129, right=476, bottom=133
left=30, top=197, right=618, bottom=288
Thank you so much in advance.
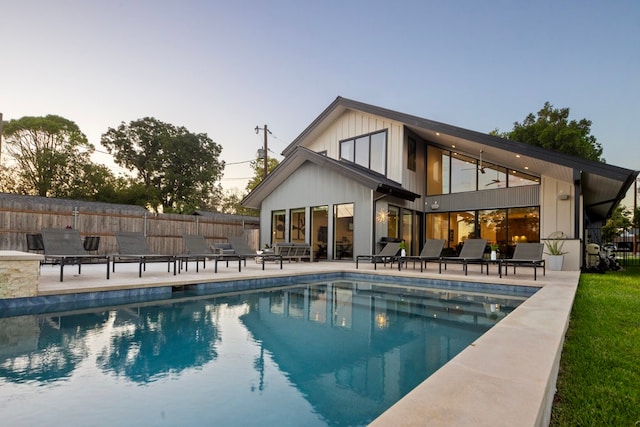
left=339, top=129, right=388, bottom=176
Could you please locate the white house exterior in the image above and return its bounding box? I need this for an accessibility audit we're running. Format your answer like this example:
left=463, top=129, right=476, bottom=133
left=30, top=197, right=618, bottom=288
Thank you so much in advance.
left=243, top=97, right=638, bottom=270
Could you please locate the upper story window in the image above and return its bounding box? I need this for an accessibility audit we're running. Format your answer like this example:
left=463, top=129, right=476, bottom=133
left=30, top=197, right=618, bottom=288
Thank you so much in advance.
left=340, top=130, right=387, bottom=175
left=407, top=137, right=416, bottom=171
left=427, top=145, right=539, bottom=195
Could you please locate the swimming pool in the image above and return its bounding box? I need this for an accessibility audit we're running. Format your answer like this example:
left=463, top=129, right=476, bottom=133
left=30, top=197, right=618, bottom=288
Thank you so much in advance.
left=0, top=278, right=536, bottom=426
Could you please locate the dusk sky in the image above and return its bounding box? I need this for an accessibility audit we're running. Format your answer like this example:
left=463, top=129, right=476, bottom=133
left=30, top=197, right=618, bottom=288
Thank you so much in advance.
left=2, top=1, right=639, bottom=204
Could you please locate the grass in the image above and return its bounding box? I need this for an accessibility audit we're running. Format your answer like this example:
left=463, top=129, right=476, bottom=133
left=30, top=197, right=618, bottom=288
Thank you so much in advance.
left=550, top=265, right=640, bottom=426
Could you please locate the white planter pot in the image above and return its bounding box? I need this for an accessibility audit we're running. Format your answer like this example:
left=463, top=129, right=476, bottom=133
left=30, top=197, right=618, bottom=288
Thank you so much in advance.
left=490, top=251, right=497, bottom=261
left=547, top=255, right=564, bottom=271
left=400, top=249, right=406, bottom=257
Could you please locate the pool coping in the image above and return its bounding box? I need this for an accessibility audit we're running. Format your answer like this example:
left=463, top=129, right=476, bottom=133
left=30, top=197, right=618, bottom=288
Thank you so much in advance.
left=5, top=262, right=578, bottom=426
left=370, top=271, right=578, bottom=427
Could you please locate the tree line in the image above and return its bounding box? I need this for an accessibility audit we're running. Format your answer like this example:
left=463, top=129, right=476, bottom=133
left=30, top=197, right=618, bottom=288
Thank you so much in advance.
left=0, top=115, right=274, bottom=214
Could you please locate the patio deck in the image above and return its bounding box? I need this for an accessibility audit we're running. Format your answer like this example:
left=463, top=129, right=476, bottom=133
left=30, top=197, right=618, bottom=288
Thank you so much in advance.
left=28, top=259, right=578, bottom=427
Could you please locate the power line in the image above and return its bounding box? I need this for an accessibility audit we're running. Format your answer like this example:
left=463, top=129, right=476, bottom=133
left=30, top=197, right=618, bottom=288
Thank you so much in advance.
left=226, top=159, right=253, bottom=165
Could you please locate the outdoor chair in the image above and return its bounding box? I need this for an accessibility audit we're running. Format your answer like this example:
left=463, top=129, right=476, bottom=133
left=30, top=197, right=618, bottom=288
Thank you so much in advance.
left=228, top=236, right=283, bottom=271
left=273, top=242, right=312, bottom=262
left=179, top=234, right=220, bottom=272
left=396, top=239, right=445, bottom=272
left=113, top=232, right=177, bottom=277
left=502, top=242, right=545, bottom=280
left=355, top=242, right=401, bottom=270
left=40, top=228, right=110, bottom=282
left=439, top=238, right=490, bottom=276
left=26, top=233, right=45, bottom=253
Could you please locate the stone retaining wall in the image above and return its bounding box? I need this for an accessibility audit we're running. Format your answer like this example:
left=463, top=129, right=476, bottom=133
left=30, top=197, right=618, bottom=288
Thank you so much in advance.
left=0, top=251, right=43, bottom=298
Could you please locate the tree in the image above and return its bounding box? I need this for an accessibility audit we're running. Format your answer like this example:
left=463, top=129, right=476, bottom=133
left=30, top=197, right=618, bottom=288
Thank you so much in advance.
left=246, top=155, right=280, bottom=192
left=220, top=189, right=258, bottom=216
left=101, top=118, right=225, bottom=213
left=493, top=102, right=604, bottom=162
left=601, top=205, right=632, bottom=243
left=2, top=115, right=96, bottom=196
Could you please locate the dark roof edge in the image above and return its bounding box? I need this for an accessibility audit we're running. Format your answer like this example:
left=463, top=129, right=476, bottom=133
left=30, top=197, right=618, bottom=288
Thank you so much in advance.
left=281, top=96, right=345, bottom=157
left=283, top=96, right=636, bottom=180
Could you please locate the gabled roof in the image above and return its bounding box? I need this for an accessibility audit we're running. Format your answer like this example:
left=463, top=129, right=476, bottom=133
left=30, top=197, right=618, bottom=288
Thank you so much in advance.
left=243, top=147, right=420, bottom=208
left=276, top=96, right=638, bottom=223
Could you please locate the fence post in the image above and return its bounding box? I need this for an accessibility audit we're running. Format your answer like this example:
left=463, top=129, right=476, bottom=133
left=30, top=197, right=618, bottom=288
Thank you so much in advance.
left=73, top=207, right=79, bottom=229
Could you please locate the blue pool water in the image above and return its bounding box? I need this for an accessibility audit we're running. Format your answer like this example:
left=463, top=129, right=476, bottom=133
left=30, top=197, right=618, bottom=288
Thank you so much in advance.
left=0, top=279, right=535, bottom=426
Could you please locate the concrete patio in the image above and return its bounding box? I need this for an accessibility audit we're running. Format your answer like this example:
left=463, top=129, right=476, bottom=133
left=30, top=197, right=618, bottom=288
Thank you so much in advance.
left=18, top=258, right=579, bottom=426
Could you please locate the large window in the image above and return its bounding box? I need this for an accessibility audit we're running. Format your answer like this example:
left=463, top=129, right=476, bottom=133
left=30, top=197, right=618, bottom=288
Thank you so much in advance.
left=340, top=130, right=387, bottom=175
left=508, top=170, right=540, bottom=187
left=290, top=208, right=305, bottom=243
left=311, top=206, right=328, bottom=260
left=479, top=209, right=508, bottom=251
left=402, top=210, right=414, bottom=255
left=450, top=153, right=478, bottom=193
left=426, top=207, right=540, bottom=256
left=407, top=137, right=416, bottom=171
left=387, top=206, right=400, bottom=239
left=271, top=210, right=285, bottom=244
left=426, top=146, right=450, bottom=195
left=427, top=146, right=539, bottom=195
left=479, top=163, right=507, bottom=189
left=333, top=203, right=354, bottom=260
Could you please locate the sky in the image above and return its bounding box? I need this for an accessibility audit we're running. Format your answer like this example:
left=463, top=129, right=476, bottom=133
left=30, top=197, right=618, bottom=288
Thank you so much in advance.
left=1, top=1, right=639, bottom=205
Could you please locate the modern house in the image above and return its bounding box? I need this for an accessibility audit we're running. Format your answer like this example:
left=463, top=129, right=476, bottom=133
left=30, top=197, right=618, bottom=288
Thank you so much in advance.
left=243, top=97, right=638, bottom=270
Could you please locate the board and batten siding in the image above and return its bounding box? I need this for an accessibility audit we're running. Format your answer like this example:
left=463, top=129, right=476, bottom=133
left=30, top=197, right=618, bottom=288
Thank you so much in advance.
left=260, top=162, right=374, bottom=258
left=304, top=110, right=406, bottom=182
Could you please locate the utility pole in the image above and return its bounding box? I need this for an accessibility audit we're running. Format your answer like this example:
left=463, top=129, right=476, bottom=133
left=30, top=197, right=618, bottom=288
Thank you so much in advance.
left=0, top=112, right=3, bottom=165
left=255, top=124, right=272, bottom=179
left=635, top=177, right=638, bottom=254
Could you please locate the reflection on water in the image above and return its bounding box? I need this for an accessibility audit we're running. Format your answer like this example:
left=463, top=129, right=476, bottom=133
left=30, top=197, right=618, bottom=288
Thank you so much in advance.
left=0, top=281, right=533, bottom=426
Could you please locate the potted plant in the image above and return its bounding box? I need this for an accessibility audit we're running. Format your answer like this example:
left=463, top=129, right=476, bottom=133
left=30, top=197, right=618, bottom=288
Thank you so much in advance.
left=489, top=243, right=499, bottom=260
left=398, top=241, right=407, bottom=257
left=544, top=239, right=567, bottom=270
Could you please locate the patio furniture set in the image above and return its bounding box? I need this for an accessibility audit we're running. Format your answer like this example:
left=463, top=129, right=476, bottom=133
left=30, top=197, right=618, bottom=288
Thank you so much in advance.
left=36, top=228, right=287, bottom=282
left=356, top=239, right=546, bottom=280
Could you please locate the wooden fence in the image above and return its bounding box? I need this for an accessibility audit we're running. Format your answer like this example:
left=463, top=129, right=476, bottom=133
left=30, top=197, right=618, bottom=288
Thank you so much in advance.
left=0, top=194, right=260, bottom=256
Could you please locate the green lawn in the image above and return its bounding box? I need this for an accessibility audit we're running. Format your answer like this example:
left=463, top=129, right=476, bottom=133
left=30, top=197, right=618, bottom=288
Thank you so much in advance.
left=550, top=265, right=640, bottom=426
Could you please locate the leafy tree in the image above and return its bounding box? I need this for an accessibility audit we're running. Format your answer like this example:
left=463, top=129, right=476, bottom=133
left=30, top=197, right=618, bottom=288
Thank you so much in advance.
left=220, top=189, right=258, bottom=216
left=2, top=115, right=96, bottom=196
left=0, top=164, right=20, bottom=193
left=246, top=155, right=279, bottom=192
left=101, top=118, right=225, bottom=213
left=601, top=205, right=632, bottom=242
left=493, top=102, right=604, bottom=162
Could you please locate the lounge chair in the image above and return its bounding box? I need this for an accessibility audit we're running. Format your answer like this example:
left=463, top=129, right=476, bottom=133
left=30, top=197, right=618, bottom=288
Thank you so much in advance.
left=355, top=242, right=401, bottom=270
left=41, top=228, right=110, bottom=282
left=439, top=238, right=490, bottom=276
left=228, top=236, right=283, bottom=271
left=113, top=232, right=177, bottom=277
left=502, top=242, right=545, bottom=280
left=397, top=239, right=445, bottom=272
left=273, top=242, right=312, bottom=262
left=179, top=234, right=220, bottom=272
